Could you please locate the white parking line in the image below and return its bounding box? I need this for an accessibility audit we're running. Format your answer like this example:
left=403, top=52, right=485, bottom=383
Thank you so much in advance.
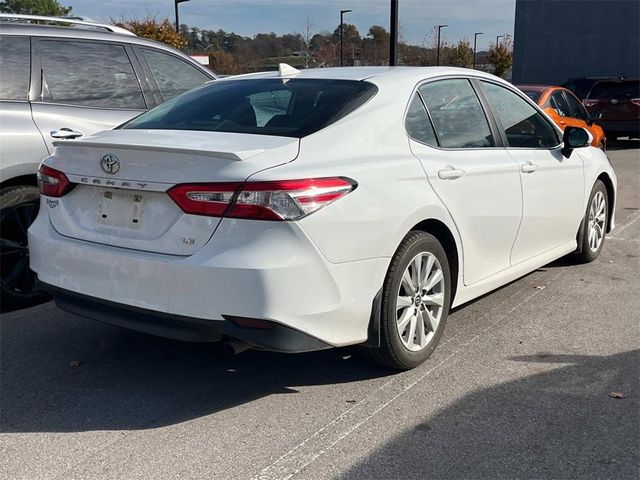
left=253, top=271, right=562, bottom=480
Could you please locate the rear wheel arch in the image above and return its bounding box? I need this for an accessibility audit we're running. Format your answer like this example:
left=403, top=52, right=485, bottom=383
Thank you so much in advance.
left=596, top=172, right=615, bottom=233
left=1, top=174, right=38, bottom=191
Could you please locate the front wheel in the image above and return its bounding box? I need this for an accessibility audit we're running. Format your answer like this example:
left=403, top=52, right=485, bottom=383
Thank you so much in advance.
left=574, top=180, right=608, bottom=263
left=367, top=231, right=451, bottom=370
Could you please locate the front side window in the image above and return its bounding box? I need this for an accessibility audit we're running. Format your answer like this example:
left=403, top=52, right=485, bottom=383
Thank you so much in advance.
left=418, top=79, right=494, bottom=148
left=39, top=40, right=145, bottom=109
left=124, top=78, right=377, bottom=138
left=405, top=94, right=437, bottom=146
left=563, top=91, right=589, bottom=122
left=479, top=81, right=560, bottom=149
left=0, top=36, right=30, bottom=101
left=549, top=91, right=570, bottom=117
left=139, top=48, right=211, bottom=101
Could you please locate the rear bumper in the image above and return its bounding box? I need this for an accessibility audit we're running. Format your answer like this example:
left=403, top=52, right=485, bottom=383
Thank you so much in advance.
left=28, top=210, right=387, bottom=348
left=38, top=281, right=331, bottom=352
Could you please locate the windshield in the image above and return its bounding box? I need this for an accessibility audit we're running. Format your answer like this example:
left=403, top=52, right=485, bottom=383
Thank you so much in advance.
left=123, top=78, right=378, bottom=138
left=589, top=81, right=640, bottom=99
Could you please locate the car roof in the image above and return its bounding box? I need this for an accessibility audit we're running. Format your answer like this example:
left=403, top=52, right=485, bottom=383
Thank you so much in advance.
left=223, top=66, right=503, bottom=85
left=0, top=22, right=215, bottom=78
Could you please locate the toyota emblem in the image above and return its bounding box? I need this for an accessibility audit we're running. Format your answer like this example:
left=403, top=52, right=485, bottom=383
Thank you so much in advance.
left=100, top=153, right=120, bottom=174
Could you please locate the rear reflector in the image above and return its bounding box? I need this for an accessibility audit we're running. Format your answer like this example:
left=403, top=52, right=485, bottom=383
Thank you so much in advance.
left=37, top=164, right=72, bottom=197
left=169, top=177, right=356, bottom=221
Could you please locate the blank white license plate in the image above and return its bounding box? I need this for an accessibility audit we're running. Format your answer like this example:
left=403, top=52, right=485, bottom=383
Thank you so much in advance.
left=97, top=190, right=144, bottom=228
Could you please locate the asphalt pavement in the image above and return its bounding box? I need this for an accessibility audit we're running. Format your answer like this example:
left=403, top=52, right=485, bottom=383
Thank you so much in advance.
left=1, top=141, right=639, bottom=480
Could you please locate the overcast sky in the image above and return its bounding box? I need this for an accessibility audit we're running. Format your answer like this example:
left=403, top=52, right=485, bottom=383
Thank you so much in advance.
left=71, top=0, right=516, bottom=50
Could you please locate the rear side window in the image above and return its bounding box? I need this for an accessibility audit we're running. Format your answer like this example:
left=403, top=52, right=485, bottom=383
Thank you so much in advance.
left=479, top=81, right=559, bottom=149
left=39, top=40, right=145, bottom=109
left=124, top=78, right=378, bottom=138
left=138, top=48, right=211, bottom=101
left=418, top=79, right=494, bottom=148
left=405, top=94, right=437, bottom=146
left=0, top=36, right=30, bottom=101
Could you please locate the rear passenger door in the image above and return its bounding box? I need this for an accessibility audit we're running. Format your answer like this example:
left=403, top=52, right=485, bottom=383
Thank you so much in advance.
left=0, top=35, right=49, bottom=177
left=477, top=80, right=584, bottom=265
left=407, top=78, right=523, bottom=286
left=30, top=38, right=150, bottom=153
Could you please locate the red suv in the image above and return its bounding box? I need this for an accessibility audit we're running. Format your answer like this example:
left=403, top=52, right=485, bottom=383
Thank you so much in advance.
left=583, top=79, right=640, bottom=140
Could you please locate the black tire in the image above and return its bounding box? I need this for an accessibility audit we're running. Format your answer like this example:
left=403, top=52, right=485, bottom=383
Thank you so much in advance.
left=574, top=180, right=608, bottom=264
left=0, top=185, right=48, bottom=311
left=366, top=231, right=451, bottom=370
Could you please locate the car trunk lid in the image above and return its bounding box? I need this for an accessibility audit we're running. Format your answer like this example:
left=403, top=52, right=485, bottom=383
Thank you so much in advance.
left=44, top=129, right=299, bottom=255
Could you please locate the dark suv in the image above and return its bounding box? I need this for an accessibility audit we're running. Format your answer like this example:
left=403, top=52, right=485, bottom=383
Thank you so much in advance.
left=0, top=14, right=216, bottom=309
left=583, top=79, right=640, bottom=140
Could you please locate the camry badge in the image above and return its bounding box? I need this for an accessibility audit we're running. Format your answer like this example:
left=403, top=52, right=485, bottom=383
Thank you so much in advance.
left=100, top=153, right=120, bottom=174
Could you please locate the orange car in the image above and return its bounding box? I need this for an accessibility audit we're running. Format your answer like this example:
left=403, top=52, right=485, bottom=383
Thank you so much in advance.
left=517, top=85, right=606, bottom=149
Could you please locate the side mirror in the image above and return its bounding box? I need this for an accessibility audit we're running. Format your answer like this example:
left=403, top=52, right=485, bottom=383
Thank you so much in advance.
left=562, top=126, right=590, bottom=157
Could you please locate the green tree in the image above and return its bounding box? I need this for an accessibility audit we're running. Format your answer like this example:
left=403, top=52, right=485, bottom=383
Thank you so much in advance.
left=0, top=0, right=71, bottom=15
left=447, top=39, right=474, bottom=68
left=488, top=35, right=513, bottom=77
left=113, top=18, right=187, bottom=50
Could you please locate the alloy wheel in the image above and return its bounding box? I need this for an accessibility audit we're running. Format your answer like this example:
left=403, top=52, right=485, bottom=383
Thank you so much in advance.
left=0, top=200, right=38, bottom=296
left=587, top=191, right=606, bottom=252
left=395, top=252, right=445, bottom=352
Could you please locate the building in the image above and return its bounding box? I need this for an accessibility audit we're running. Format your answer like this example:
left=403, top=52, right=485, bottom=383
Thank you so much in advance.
left=512, top=0, right=640, bottom=84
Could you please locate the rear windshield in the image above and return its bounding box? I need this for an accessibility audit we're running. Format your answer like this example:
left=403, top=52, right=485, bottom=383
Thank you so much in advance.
left=520, top=90, right=541, bottom=103
left=589, top=81, right=640, bottom=99
left=123, top=78, right=378, bottom=138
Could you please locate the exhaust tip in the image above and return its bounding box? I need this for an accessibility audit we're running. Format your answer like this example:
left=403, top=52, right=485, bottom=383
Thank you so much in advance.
left=223, top=339, right=253, bottom=355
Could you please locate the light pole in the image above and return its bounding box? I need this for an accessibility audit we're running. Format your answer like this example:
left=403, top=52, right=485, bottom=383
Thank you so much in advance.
left=175, top=0, right=190, bottom=33
left=473, top=32, right=483, bottom=69
left=496, top=34, right=504, bottom=49
left=389, top=0, right=398, bottom=66
left=340, top=9, right=353, bottom=67
left=436, top=24, right=447, bottom=66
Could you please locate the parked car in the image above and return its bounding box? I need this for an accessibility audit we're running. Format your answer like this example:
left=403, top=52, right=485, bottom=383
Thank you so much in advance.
left=29, top=66, right=616, bottom=370
left=517, top=85, right=606, bottom=149
left=561, top=76, right=623, bottom=100
left=582, top=79, right=640, bottom=140
left=0, top=14, right=216, bottom=309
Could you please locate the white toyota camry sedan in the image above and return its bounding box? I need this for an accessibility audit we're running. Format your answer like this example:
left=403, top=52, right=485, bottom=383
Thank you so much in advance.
left=29, top=66, right=617, bottom=370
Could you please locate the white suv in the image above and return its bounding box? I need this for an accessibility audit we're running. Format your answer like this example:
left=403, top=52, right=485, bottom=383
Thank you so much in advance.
left=29, top=66, right=616, bottom=369
left=0, top=15, right=215, bottom=309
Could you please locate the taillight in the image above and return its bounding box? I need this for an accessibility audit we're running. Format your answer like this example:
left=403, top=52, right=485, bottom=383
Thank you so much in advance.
left=583, top=99, right=599, bottom=108
left=37, top=164, right=72, bottom=197
left=167, top=183, right=240, bottom=217
left=631, top=98, right=640, bottom=107
left=168, top=177, right=356, bottom=221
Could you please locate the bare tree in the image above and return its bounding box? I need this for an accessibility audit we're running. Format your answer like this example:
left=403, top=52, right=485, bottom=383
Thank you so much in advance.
left=300, top=15, right=316, bottom=68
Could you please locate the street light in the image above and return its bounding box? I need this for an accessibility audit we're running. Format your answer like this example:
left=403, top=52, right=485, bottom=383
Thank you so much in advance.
left=473, top=32, right=483, bottom=69
left=436, top=24, right=447, bottom=66
left=175, top=0, right=190, bottom=33
left=340, top=9, right=353, bottom=67
left=496, top=34, right=504, bottom=48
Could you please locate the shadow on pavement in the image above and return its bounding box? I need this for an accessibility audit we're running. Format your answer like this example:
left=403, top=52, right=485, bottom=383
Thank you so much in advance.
left=340, top=350, right=640, bottom=480
left=607, top=138, right=640, bottom=151
left=0, top=312, right=391, bottom=433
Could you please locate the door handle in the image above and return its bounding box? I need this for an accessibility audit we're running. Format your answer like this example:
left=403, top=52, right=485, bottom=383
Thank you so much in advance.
left=50, top=127, right=83, bottom=139
left=521, top=162, right=539, bottom=174
left=438, top=166, right=466, bottom=180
